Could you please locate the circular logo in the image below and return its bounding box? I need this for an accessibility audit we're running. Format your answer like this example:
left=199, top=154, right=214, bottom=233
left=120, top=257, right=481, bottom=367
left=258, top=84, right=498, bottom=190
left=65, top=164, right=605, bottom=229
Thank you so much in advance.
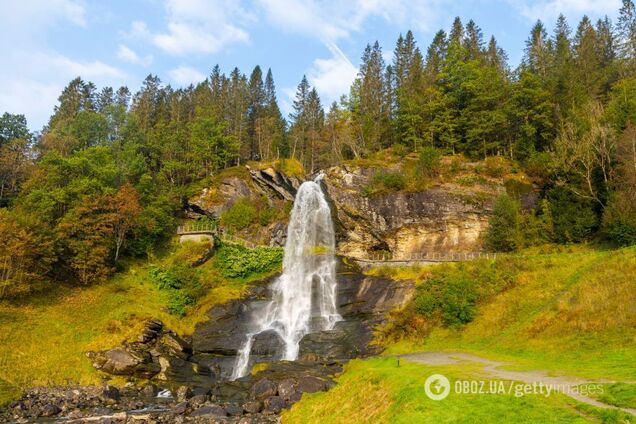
left=424, top=374, right=451, bottom=400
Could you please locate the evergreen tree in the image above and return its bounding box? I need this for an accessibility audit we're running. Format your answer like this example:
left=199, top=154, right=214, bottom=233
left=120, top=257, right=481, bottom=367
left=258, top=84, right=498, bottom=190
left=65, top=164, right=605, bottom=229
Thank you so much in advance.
left=355, top=41, right=388, bottom=153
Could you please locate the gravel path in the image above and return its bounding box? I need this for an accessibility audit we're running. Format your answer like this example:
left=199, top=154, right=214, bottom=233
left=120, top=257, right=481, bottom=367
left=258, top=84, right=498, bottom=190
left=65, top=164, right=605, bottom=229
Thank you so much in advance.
left=400, top=351, right=636, bottom=417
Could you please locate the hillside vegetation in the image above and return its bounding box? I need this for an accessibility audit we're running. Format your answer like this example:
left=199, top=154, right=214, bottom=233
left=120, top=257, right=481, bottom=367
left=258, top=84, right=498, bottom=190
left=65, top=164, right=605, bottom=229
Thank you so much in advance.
left=0, top=240, right=282, bottom=405
left=285, top=246, right=636, bottom=422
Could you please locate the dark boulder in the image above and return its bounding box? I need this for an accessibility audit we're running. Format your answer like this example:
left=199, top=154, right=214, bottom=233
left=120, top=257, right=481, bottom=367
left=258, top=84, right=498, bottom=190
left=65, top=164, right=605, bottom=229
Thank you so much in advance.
left=250, top=378, right=278, bottom=400
left=250, top=330, right=284, bottom=357
left=263, top=396, right=286, bottom=414
left=190, top=404, right=227, bottom=418
left=101, top=385, right=120, bottom=401
left=242, top=400, right=262, bottom=414
left=40, top=404, right=61, bottom=417
left=277, top=379, right=298, bottom=401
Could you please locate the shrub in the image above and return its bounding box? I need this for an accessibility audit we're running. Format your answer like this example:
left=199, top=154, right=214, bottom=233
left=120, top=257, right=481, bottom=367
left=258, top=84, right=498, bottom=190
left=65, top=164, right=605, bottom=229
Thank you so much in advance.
left=485, top=194, right=522, bottom=252
left=407, top=259, right=521, bottom=330
left=372, top=171, right=406, bottom=192
left=602, top=193, right=636, bottom=246
left=278, top=158, right=305, bottom=178
left=258, top=206, right=277, bottom=226
left=392, top=143, right=409, bottom=158
left=547, top=187, right=599, bottom=243
left=417, top=146, right=442, bottom=177
left=215, top=244, right=283, bottom=279
left=482, top=156, right=510, bottom=178
left=221, top=198, right=257, bottom=231
left=149, top=264, right=201, bottom=316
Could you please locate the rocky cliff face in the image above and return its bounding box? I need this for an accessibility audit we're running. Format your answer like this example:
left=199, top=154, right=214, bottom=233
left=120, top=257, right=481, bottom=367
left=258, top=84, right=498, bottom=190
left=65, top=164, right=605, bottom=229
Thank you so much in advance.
left=321, top=165, right=498, bottom=258
left=187, top=161, right=535, bottom=257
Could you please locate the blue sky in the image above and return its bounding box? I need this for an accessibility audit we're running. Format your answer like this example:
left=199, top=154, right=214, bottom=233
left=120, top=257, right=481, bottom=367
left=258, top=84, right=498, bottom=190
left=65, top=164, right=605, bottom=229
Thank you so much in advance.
left=0, top=0, right=622, bottom=130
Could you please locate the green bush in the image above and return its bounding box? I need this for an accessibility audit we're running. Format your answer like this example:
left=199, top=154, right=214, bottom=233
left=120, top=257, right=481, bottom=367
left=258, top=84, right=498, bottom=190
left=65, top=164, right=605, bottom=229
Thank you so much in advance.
left=392, top=143, right=409, bottom=158
left=411, top=259, right=521, bottom=328
left=602, top=193, right=636, bottom=246
left=482, top=156, right=510, bottom=178
left=485, top=194, right=522, bottom=252
left=417, top=146, right=442, bottom=177
left=149, top=264, right=201, bottom=316
left=547, top=187, right=599, bottom=243
left=259, top=206, right=277, bottom=226
left=373, top=171, right=406, bottom=191
left=220, top=198, right=257, bottom=231
left=215, top=244, right=283, bottom=279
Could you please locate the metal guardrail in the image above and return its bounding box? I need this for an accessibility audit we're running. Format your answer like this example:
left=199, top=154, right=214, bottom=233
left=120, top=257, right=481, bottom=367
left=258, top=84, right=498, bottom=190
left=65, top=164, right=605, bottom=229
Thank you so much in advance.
left=358, top=251, right=496, bottom=262
left=219, top=235, right=257, bottom=249
left=177, top=223, right=216, bottom=234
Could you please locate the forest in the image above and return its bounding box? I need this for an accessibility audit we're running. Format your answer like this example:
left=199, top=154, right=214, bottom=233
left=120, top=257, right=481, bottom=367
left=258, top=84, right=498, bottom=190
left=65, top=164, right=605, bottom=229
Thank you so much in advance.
left=1, top=1, right=636, bottom=299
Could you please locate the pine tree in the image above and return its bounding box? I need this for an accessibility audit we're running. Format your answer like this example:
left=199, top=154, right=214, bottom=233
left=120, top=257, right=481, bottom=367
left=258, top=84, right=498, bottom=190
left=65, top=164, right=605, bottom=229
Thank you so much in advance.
left=356, top=41, right=388, bottom=153
left=289, top=75, right=310, bottom=162
left=247, top=66, right=266, bottom=160
left=524, top=21, right=552, bottom=78
left=573, top=16, right=601, bottom=98
left=618, top=0, right=636, bottom=60
left=425, top=30, right=448, bottom=80
left=463, top=19, right=484, bottom=60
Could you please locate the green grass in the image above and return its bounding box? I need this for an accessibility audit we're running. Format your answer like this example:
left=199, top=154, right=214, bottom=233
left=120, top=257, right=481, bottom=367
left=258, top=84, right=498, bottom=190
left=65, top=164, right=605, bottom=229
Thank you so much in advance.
left=588, top=383, right=636, bottom=409
left=0, top=240, right=281, bottom=406
left=283, top=357, right=633, bottom=423
left=382, top=246, right=636, bottom=381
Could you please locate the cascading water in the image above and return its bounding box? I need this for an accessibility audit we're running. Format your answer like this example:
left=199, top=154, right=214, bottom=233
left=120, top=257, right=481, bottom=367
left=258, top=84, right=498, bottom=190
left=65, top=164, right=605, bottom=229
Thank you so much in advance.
left=231, top=174, right=341, bottom=380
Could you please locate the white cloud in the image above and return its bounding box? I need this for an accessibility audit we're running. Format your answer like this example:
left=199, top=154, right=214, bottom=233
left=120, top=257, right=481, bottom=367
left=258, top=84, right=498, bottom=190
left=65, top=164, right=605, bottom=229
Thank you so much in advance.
left=117, top=44, right=153, bottom=66
left=257, top=0, right=443, bottom=43
left=0, top=0, right=86, bottom=30
left=307, top=42, right=358, bottom=105
left=0, top=51, right=126, bottom=130
left=168, top=65, right=206, bottom=86
left=150, top=0, right=252, bottom=55
left=509, top=0, right=621, bottom=22
left=121, top=20, right=151, bottom=39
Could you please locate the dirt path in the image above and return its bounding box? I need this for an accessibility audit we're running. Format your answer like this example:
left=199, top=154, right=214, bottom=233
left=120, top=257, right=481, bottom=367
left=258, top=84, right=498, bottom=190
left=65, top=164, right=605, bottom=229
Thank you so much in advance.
left=400, top=351, right=636, bottom=417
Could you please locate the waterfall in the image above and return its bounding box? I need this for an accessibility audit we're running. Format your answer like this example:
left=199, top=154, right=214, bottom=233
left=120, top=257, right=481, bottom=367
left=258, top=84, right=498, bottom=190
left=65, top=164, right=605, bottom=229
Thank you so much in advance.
left=231, top=174, right=341, bottom=380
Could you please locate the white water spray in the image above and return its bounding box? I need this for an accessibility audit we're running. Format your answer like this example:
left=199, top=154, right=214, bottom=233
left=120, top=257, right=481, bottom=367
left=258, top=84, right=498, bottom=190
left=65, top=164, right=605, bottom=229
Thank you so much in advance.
left=231, top=174, right=341, bottom=380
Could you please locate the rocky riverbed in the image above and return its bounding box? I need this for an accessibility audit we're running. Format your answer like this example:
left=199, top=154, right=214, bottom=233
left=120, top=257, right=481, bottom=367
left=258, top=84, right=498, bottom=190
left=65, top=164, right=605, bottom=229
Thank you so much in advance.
left=0, top=259, right=414, bottom=423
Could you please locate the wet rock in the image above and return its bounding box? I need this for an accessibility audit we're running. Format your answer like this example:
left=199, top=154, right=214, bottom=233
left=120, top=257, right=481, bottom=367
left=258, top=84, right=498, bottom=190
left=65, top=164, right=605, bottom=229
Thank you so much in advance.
left=242, top=400, right=262, bottom=414
left=190, top=404, right=227, bottom=418
left=299, top=320, right=376, bottom=361
left=189, top=394, right=207, bottom=406
left=225, top=403, right=244, bottom=416
left=140, top=383, right=157, bottom=398
left=250, top=330, right=284, bottom=357
left=101, top=385, right=120, bottom=401
left=277, top=379, right=297, bottom=400
left=40, top=404, right=61, bottom=417
left=297, top=376, right=329, bottom=393
left=250, top=378, right=278, bottom=400
left=176, top=385, right=193, bottom=402
left=263, top=396, right=285, bottom=414
left=171, top=401, right=189, bottom=415
left=192, top=298, right=272, bottom=355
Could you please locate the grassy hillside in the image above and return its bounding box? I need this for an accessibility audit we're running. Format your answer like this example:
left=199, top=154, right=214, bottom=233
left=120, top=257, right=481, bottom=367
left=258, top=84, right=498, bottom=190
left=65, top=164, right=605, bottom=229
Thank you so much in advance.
left=283, top=357, right=632, bottom=423
left=0, top=240, right=281, bottom=405
left=285, top=246, right=636, bottom=423
left=384, top=245, right=636, bottom=380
